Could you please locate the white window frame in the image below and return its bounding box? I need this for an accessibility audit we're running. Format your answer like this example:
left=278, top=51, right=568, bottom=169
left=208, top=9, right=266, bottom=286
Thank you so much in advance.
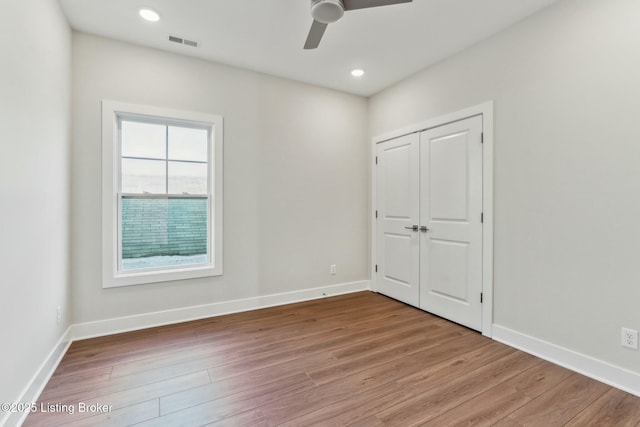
left=102, top=100, right=223, bottom=288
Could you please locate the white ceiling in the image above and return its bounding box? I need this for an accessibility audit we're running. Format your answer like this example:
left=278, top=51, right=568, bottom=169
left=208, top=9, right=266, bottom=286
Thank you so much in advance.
left=60, top=0, right=559, bottom=97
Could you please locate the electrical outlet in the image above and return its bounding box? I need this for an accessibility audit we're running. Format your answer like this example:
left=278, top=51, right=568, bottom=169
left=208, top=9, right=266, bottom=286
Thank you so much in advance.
left=330, top=264, right=337, bottom=275
left=57, top=306, right=61, bottom=325
left=621, top=327, right=638, bottom=350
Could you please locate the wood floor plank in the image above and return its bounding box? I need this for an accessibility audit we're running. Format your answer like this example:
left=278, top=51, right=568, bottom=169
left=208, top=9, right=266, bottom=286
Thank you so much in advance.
left=347, top=415, right=385, bottom=427
left=39, top=367, right=114, bottom=401
left=278, top=340, right=511, bottom=427
left=276, top=382, right=413, bottom=427
left=259, top=334, right=494, bottom=425
left=202, top=310, right=438, bottom=388
left=564, top=388, right=640, bottom=427
left=59, top=399, right=159, bottom=427
left=24, top=291, right=640, bottom=427
left=308, top=321, right=471, bottom=385
left=51, top=297, right=419, bottom=403
left=203, top=314, right=436, bottom=384
left=492, top=417, right=525, bottom=427
left=41, top=362, right=209, bottom=406
left=421, top=360, right=572, bottom=426
left=394, top=340, right=515, bottom=392
left=110, top=307, right=426, bottom=381
left=377, top=351, right=542, bottom=425
left=159, top=372, right=314, bottom=415
left=137, top=374, right=315, bottom=426
left=24, top=371, right=210, bottom=427
left=58, top=293, right=393, bottom=374
left=203, top=409, right=270, bottom=427
left=503, top=372, right=610, bottom=426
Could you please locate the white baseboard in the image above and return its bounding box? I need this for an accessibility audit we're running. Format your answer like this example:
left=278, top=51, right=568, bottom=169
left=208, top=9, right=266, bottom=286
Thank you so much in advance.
left=2, top=327, right=73, bottom=427
left=493, top=324, right=640, bottom=397
left=71, top=280, right=371, bottom=341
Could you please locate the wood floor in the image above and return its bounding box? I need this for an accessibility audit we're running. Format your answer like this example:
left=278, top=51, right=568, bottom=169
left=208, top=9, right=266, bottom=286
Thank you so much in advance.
left=25, top=291, right=640, bottom=426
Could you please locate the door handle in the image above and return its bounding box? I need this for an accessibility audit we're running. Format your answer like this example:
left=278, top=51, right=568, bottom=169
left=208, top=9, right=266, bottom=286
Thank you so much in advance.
left=420, top=226, right=429, bottom=233
left=404, top=225, right=419, bottom=232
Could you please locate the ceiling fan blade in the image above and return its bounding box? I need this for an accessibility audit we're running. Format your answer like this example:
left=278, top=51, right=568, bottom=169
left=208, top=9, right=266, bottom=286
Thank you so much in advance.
left=343, top=0, right=412, bottom=11
left=304, top=20, right=328, bottom=50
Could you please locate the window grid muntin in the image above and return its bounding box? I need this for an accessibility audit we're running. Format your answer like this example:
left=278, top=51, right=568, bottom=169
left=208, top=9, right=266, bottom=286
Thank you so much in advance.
left=119, top=117, right=210, bottom=196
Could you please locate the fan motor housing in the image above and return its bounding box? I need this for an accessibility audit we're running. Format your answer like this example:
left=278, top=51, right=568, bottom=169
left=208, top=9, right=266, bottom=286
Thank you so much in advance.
left=311, top=0, right=345, bottom=24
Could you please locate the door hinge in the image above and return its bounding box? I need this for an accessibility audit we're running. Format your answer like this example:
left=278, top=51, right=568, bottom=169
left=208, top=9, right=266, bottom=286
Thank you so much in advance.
left=481, top=212, right=484, bottom=223
left=375, top=210, right=378, bottom=218
left=481, top=132, right=484, bottom=143
left=375, top=264, right=378, bottom=273
left=480, top=292, right=484, bottom=303
left=375, top=156, right=378, bottom=164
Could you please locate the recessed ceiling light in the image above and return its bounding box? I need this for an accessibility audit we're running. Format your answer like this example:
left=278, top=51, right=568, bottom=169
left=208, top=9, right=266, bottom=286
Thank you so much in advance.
left=139, top=8, right=160, bottom=22
left=351, top=69, right=365, bottom=77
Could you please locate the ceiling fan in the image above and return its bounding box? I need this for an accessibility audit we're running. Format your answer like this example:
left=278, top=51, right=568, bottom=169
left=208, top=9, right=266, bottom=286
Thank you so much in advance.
left=304, top=0, right=413, bottom=50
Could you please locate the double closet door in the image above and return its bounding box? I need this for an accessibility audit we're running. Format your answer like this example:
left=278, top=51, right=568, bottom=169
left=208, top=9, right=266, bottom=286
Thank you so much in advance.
left=376, top=115, right=483, bottom=331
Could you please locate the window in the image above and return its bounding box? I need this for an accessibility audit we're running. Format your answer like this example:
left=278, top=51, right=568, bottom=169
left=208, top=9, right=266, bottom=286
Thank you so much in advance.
left=102, top=101, right=223, bottom=287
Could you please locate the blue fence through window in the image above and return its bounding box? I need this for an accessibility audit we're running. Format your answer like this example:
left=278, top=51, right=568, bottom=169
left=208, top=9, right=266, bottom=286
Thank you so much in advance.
left=120, top=197, right=208, bottom=270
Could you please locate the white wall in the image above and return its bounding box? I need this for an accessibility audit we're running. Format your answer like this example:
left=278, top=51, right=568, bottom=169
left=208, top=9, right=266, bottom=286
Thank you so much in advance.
left=0, top=0, right=72, bottom=418
left=370, top=0, right=640, bottom=374
left=71, top=33, right=369, bottom=324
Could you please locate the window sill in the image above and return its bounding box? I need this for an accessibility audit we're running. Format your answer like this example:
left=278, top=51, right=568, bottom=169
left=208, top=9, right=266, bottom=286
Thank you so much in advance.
left=103, top=264, right=222, bottom=288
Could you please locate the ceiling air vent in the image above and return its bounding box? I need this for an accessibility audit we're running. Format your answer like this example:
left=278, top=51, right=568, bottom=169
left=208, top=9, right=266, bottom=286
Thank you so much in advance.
left=168, top=35, right=199, bottom=48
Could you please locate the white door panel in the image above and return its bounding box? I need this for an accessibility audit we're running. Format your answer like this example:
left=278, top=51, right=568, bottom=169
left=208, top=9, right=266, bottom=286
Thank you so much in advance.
left=428, top=239, right=469, bottom=301
left=420, top=115, right=483, bottom=330
left=429, top=132, right=469, bottom=221
left=384, top=149, right=412, bottom=219
left=383, top=234, right=412, bottom=284
left=376, top=133, right=420, bottom=307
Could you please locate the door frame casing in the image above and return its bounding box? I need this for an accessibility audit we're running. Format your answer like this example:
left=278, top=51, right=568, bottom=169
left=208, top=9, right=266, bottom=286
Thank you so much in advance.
left=371, top=101, right=494, bottom=337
